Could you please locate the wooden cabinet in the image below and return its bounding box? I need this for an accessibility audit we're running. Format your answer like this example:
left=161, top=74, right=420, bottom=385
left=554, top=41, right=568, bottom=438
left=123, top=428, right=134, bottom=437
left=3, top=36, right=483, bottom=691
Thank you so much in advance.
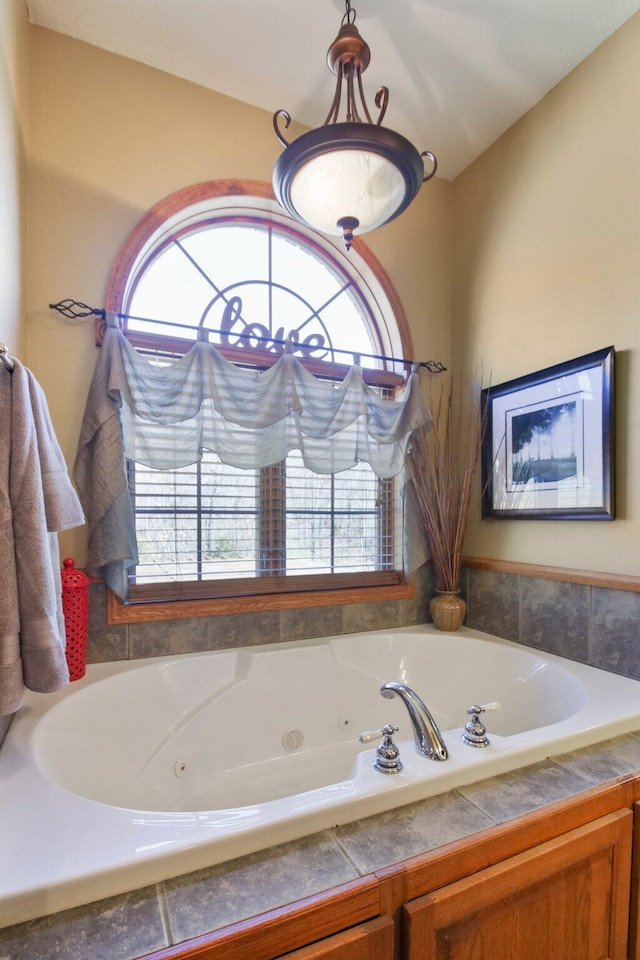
left=628, top=802, right=640, bottom=960
left=143, top=789, right=638, bottom=960
left=148, top=913, right=394, bottom=960
left=143, top=877, right=386, bottom=960
left=403, top=810, right=632, bottom=960
left=278, top=916, right=394, bottom=960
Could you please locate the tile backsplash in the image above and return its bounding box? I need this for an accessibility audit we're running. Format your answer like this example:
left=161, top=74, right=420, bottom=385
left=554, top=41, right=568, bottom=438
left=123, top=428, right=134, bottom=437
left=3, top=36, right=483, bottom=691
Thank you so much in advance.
left=82, top=562, right=640, bottom=684
left=86, top=563, right=437, bottom=663
left=464, top=566, right=640, bottom=682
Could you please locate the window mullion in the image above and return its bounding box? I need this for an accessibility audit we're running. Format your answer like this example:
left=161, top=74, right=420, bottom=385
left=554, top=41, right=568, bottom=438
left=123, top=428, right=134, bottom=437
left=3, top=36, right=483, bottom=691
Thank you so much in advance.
left=259, top=462, right=286, bottom=576
left=379, top=387, right=395, bottom=572
left=196, top=459, right=203, bottom=581
left=268, top=224, right=273, bottom=338
left=377, top=476, right=393, bottom=571
left=331, top=472, right=336, bottom=573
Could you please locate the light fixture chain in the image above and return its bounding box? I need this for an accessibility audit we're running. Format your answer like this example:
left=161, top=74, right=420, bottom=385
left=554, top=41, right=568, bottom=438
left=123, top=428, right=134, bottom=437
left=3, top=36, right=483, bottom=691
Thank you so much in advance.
left=343, top=0, right=356, bottom=26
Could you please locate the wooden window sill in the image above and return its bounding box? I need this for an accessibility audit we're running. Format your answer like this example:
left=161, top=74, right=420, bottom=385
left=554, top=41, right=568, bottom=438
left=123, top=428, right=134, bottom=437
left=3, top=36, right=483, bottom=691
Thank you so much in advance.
left=106, top=580, right=415, bottom=625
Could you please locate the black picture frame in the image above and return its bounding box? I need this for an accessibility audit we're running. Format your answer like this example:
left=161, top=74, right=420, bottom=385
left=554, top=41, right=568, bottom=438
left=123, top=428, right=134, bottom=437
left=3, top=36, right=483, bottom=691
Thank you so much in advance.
left=481, top=346, right=615, bottom=520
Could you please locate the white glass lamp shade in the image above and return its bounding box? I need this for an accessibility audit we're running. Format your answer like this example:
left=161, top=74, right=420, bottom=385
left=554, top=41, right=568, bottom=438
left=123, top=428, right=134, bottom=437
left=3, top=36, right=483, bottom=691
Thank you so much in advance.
left=273, top=122, right=425, bottom=239
left=289, top=150, right=405, bottom=236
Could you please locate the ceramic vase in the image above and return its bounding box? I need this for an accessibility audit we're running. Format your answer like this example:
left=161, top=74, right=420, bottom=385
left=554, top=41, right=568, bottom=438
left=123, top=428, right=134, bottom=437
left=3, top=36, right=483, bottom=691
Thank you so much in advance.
left=430, top=589, right=466, bottom=632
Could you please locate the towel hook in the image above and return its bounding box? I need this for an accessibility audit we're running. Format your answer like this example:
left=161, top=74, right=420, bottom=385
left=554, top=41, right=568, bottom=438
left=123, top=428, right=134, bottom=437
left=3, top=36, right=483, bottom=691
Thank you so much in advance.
left=0, top=343, right=15, bottom=372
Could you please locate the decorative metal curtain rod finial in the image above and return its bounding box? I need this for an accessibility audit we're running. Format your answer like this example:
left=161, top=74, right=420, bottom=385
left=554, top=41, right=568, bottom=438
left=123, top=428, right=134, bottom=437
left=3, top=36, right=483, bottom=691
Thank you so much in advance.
left=272, top=0, right=437, bottom=250
left=49, top=299, right=105, bottom=320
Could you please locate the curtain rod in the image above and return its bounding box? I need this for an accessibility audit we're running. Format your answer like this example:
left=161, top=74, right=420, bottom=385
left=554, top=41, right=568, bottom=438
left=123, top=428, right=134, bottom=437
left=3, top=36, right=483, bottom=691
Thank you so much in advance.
left=49, top=299, right=447, bottom=373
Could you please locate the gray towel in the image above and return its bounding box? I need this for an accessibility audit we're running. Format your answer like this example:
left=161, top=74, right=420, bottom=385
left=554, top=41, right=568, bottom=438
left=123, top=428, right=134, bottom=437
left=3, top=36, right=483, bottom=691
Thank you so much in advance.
left=0, top=367, right=22, bottom=713
left=0, top=362, right=85, bottom=715
left=74, top=328, right=137, bottom=600
left=28, top=370, right=86, bottom=533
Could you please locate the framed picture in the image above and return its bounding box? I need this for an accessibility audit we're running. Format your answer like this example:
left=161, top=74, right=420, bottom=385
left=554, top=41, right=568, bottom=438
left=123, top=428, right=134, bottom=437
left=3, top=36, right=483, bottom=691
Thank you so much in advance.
left=481, top=346, right=615, bottom=520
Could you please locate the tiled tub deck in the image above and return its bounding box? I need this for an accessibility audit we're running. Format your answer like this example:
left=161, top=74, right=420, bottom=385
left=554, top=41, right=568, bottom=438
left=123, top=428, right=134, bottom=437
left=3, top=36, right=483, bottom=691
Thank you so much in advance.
left=2, top=731, right=640, bottom=960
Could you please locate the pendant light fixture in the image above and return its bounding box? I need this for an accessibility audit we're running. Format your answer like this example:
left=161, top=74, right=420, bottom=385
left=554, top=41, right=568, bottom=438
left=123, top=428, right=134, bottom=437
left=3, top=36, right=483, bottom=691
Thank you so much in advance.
left=272, top=0, right=437, bottom=251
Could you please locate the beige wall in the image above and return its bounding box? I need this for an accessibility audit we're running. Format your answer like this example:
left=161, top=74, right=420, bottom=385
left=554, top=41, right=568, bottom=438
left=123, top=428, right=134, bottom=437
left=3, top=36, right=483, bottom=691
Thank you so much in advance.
left=26, top=26, right=452, bottom=564
left=454, top=12, right=640, bottom=576
left=0, top=0, right=28, bottom=356
left=27, top=12, right=638, bottom=578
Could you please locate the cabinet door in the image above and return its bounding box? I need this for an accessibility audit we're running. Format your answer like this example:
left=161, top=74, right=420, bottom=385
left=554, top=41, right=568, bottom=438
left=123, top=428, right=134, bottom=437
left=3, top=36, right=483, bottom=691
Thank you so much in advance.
left=628, top=802, right=640, bottom=960
left=404, top=809, right=632, bottom=960
left=278, top=916, right=394, bottom=960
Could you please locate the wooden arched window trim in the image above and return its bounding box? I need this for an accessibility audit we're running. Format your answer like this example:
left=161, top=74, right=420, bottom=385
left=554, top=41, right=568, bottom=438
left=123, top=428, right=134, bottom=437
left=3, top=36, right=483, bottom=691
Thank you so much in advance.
left=100, top=179, right=415, bottom=388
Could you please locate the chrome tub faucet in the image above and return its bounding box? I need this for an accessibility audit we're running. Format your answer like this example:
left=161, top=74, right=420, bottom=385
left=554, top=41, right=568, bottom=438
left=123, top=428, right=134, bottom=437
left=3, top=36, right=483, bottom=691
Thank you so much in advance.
left=380, top=681, right=448, bottom=761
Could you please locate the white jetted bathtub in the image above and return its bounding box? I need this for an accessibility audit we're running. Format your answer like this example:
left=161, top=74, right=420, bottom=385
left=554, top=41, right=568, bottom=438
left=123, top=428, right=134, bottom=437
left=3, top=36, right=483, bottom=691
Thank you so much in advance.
left=2, top=623, right=640, bottom=927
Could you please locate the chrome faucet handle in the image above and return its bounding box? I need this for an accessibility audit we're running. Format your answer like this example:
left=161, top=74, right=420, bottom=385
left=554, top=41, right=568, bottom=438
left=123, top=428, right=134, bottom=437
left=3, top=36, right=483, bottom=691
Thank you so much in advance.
left=358, top=723, right=403, bottom=774
left=467, top=701, right=501, bottom=715
left=358, top=725, right=393, bottom=744
left=462, top=702, right=501, bottom=747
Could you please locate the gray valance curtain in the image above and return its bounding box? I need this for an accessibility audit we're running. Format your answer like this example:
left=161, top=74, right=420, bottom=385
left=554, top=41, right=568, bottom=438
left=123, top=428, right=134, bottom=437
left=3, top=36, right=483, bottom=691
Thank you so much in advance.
left=107, top=319, right=431, bottom=477
left=74, top=316, right=432, bottom=598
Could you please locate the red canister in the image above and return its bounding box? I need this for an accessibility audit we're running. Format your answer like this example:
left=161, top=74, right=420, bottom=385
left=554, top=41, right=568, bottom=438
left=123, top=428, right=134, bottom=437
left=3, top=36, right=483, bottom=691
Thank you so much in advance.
left=60, top=557, right=89, bottom=680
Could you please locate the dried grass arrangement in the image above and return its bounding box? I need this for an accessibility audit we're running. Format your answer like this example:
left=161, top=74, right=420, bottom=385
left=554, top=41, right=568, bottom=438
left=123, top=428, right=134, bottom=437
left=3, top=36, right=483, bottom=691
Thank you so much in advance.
left=406, top=375, right=485, bottom=597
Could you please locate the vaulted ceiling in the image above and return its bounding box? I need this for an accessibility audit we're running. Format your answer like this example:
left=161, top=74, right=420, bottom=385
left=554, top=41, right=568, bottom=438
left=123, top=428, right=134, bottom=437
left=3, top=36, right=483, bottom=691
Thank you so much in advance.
left=27, top=0, right=640, bottom=180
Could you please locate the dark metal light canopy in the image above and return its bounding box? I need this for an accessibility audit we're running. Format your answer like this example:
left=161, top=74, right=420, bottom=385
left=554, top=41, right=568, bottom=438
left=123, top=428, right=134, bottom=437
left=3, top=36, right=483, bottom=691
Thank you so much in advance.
left=273, top=0, right=437, bottom=250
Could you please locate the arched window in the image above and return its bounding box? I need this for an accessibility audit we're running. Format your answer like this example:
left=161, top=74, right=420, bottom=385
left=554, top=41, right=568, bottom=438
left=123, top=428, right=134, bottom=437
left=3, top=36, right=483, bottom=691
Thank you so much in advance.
left=105, top=181, right=416, bottom=616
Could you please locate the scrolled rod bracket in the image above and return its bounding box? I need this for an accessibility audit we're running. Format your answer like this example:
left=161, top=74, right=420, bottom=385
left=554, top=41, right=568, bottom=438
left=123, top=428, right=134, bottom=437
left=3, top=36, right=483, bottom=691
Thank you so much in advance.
left=421, top=151, right=437, bottom=183
left=273, top=110, right=292, bottom=148
left=373, top=86, right=389, bottom=126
